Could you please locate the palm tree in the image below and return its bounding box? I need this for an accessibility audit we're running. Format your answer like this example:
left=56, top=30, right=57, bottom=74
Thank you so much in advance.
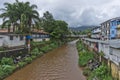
left=0, top=2, right=18, bottom=32
left=0, top=0, right=41, bottom=33
left=15, top=0, right=41, bottom=33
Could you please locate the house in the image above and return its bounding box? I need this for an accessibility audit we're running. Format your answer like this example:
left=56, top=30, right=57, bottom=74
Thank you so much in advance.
left=91, top=26, right=101, bottom=39
left=0, top=28, right=50, bottom=48
left=0, top=29, right=25, bottom=47
left=101, top=17, right=120, bottom=40
left=31, top=29, right=50, bottom=42
left=0, top=30, right=25, bottom=48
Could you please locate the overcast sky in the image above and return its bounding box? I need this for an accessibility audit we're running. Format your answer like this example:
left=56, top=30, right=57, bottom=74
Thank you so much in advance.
left=0, top=0, right=120, bottom=27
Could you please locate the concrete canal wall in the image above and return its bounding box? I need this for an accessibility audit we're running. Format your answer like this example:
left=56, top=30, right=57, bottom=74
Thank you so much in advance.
left=82, top=38, right=120, bottom=80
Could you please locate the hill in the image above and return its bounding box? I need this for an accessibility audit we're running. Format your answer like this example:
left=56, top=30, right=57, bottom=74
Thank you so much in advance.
left=69, top=26, right=97, bottom=31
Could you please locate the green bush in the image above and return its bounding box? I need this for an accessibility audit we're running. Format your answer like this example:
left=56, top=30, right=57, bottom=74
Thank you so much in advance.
left=39, top=51, right=43, bottom=55
left=1, top=57, right=14, bottom=65
left=31, top=48, right=39, bottom=56
left=94, top=64, right=107, bottom=79
left=40, top=45, right=50, bottom=53
left=49, top=43, right=57, bottom=49
left=78, top=51, right=94, bottom=67
left=18, top=62, right=26, bottom=68
left=0, top=66, right=5, bottom=79
left=2, top=65, right=16, bottom=74
left=24, top=57, right=32, bottom=63
left=31, top=55, right=37, bottom=59
left=88, top=64, right=112, bottom=80
left=83, top=67, right=91, bottom=76
left=103, top=75, right=113, bottom=80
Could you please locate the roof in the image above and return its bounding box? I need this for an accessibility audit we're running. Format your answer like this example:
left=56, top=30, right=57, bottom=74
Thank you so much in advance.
left=91, top=26, right=101, bottom=30
left=0, top=29, right=8, bottom=33
left=101, top=17, right=120, bottom=25
left=32, top=29, right=49, bottom=34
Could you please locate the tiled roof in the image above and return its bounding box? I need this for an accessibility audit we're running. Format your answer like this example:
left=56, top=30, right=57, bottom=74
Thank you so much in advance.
left=0, top=29, right=8, bottom=32
left=32, top=29, right=49, bottom=34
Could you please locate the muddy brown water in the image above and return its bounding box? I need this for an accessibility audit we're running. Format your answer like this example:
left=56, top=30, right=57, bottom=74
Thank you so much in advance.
left=5, top=40, right=86, bottom=80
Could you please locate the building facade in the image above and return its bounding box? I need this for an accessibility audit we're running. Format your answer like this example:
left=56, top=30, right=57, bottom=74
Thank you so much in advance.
left=101, top=17, right=120, bottom=40
left=91, top=26, right=101, bottom=39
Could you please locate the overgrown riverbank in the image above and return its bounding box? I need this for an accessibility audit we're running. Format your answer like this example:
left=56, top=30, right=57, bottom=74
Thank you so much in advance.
left=0, top=40, right=65, bottom=80
left=76, top=40, right=113, bottom=80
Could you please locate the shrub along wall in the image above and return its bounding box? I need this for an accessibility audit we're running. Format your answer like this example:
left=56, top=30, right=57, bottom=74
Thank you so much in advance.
left=76, top=40, right=113, bottom=80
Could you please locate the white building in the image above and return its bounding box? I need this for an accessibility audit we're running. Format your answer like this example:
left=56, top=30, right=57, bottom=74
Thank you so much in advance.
left=91, top=26, right=101, bottom=39
left=0, top=34, right=25, bottom=47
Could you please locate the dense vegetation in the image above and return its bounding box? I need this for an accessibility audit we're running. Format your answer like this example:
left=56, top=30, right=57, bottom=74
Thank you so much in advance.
left=41, top=11, right=69, bottom=42
left=77, top=40, right=94, bottom=67
left=76, top=40, right=113, bottom=80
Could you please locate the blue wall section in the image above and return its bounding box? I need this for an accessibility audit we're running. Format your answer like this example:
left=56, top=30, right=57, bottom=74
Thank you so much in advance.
left=110, top=20, right=117, bottom=39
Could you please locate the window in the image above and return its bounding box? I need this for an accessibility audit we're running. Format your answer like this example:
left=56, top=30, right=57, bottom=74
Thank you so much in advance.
left=10, top=36, right=13, bottom=40
left=112, top=31, right=114, bottom=34
left=20, top=36, right=23, bottom=40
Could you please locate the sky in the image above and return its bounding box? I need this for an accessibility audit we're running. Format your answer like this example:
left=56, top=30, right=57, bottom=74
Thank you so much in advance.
left=0, top=0, right=120, bottom=27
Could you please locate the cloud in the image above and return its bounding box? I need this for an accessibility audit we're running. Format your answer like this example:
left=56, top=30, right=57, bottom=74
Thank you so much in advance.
left=0, top=0, right=120, bottom=27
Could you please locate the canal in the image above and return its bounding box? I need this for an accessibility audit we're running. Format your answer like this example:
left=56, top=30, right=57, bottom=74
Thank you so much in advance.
left=5, top=40, right=86, bottom=80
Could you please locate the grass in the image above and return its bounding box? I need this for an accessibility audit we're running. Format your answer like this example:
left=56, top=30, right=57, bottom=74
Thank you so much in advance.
left=76, top=40, right=94, bottom=67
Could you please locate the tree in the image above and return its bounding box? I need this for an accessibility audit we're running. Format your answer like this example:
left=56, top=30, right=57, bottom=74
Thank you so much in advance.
left=50, top=20, right=69, bottom=41
left=0, top=2, right=18, bottom=32
left=0, top=0, right=41, bottom=33
left=42, top=11, right=55, bottom=33
left=15, top=0, right=40, bottom=33
left=41, top=11, right=69, bottom=42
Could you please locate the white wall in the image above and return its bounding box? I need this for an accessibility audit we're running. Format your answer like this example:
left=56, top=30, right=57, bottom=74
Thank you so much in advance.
left=98, top=43, right=110, bottom=58
left=3, top=35, right=25, bottom=47
left=91, top=34, right=100, bottom=39
left=33, top=38, right=43, bottom=42
left=110, top=48, right=120, bottom=65
left=92, top=28, right=101, bottom=34
left=33, top=38, right=50, bottom=42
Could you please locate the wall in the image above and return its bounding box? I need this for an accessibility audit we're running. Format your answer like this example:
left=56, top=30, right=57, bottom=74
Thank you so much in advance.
left=111, top=62, right=119, bottom=79
left=3, top=35, right=25, bottom=47
left=110, top=48, right=120, bottom=65
left=0, top=35, right=4, bottom=47
left=92, top=28, right=101, bottom=34
left=110, top=20, right=117, bottom=39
